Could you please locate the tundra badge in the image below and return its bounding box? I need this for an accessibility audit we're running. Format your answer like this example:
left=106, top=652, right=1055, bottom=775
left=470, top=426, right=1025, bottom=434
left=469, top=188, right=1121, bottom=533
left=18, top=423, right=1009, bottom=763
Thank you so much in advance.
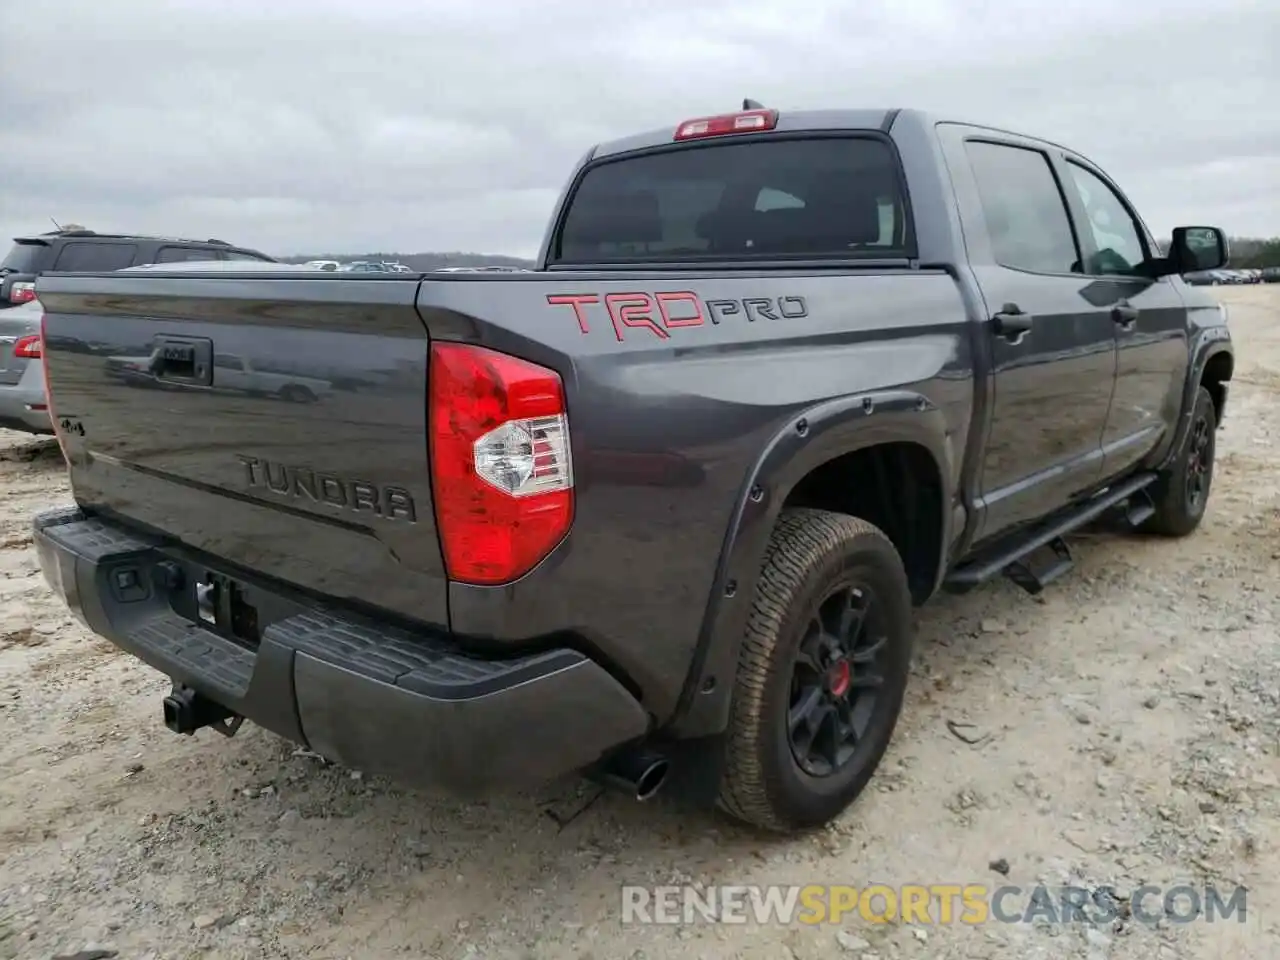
left=237, top=455, right=416, bottom=521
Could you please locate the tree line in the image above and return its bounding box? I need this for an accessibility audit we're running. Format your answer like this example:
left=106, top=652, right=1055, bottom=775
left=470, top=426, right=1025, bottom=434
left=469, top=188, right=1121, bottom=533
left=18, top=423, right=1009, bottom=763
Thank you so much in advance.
left=1220, top=237, right=1280, bottom=269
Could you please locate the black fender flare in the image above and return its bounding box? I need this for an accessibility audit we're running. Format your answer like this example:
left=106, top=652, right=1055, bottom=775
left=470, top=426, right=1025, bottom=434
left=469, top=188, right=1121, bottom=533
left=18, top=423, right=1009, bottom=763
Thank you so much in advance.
left=665, top=388, right=955, bottom=739
left=1155, top=330, right=1233, bottom=472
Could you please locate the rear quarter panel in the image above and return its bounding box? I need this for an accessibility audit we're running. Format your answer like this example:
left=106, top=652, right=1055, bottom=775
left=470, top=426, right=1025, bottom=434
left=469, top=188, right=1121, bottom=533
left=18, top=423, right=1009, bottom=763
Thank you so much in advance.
left=417, top=270, right=975, bottom=726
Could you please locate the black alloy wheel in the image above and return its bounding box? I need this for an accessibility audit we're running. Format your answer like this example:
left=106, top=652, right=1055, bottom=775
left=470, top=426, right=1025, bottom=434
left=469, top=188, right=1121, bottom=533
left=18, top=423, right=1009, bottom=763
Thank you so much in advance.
left=787, top=582, right=888, bottom=777
left=1185, top=413, right=1211, bottom=512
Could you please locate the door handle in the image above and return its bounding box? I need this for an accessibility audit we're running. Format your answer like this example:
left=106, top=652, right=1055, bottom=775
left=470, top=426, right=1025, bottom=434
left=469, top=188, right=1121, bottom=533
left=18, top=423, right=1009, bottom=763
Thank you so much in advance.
left=992, top=304, right=1033, bottom=343
left=1112, top=302, right=1139, bottom=330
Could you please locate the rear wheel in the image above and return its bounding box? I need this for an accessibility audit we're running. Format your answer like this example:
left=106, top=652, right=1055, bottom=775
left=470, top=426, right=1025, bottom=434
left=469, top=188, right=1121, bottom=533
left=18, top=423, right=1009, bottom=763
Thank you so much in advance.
left=716, top=509, right=913, bottom=832
left=1141, top=385, right=1217, bottom=537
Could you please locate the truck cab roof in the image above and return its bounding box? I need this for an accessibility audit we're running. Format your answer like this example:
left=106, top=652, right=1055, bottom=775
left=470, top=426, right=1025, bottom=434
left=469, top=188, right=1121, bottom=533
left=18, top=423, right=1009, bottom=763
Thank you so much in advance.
left=588, top=107, right=1078, bottom=160
left=590, top=108, right=903, bottom=159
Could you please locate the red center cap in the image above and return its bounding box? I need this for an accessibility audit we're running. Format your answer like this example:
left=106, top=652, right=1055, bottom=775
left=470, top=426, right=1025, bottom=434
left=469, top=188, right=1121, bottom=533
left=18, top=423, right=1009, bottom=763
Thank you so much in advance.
left=828, top=659, right=851, bottom=698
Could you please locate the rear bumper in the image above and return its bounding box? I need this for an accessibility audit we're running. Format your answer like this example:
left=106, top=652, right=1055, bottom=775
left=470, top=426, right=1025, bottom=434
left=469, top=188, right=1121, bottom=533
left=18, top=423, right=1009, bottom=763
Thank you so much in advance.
left=33, top=507, right=650, bottom=793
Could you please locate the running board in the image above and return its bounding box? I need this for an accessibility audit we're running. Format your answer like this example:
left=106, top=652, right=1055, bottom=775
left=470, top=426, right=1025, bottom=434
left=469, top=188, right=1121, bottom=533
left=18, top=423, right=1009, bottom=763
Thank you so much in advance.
left=946, top=472, right=1159, bottom=594
left=1124, top=487, right=1156, bottom=528
left=1005, top=537, right=1073, bottom=595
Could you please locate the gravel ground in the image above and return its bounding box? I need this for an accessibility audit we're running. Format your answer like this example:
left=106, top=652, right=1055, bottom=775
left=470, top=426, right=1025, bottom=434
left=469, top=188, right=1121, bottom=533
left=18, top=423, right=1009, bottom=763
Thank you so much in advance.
left=1, top=285, right=1277, bottom=960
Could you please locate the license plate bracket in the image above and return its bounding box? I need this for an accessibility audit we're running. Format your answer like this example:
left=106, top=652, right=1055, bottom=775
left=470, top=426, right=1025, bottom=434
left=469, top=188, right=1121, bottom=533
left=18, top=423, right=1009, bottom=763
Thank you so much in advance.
left=194, top=571, right=261, bottom=647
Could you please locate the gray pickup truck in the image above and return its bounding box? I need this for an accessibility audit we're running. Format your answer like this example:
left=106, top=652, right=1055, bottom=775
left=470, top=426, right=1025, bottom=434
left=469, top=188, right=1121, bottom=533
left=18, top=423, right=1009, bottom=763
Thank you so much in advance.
left=33, top=107, right=1233, bottom=833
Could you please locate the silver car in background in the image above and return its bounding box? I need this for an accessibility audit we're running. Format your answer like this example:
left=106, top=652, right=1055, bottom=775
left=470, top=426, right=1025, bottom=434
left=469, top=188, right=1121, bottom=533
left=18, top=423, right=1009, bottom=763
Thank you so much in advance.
left=0, top=298, right=51, bottom=434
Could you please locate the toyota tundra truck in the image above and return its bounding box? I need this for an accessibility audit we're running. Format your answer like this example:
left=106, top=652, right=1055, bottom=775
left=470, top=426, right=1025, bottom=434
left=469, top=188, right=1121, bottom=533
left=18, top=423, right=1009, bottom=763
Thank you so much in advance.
left=32, top=107, right=1233, bottom=832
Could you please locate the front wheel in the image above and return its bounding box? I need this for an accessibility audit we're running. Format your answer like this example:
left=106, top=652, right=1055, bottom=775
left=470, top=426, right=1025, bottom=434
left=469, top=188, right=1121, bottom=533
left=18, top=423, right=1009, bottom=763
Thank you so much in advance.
left=1141, top=385, right=1217, bottom=537
left=716, top=509, right=914, bottom=833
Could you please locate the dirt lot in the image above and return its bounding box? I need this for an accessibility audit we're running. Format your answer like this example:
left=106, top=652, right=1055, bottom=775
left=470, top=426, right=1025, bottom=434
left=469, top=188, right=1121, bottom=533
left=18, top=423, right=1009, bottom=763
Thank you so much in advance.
left=2, top=286, right=1277, bottom=960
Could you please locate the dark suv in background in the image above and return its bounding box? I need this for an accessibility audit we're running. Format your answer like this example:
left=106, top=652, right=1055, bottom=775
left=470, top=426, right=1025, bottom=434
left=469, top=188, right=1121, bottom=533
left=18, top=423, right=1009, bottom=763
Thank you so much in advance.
left=0, top=228, right=275, bottom=307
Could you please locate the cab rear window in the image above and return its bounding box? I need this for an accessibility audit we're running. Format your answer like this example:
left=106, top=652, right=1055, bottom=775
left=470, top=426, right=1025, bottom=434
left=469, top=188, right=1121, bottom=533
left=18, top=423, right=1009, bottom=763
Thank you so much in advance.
left=553, top=136, right=913, bottom=264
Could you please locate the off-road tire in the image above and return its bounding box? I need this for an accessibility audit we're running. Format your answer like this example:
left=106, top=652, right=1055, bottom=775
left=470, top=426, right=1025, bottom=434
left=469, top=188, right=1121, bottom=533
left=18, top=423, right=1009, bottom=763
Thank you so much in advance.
left=1141, top=385, right=1217, bottom=537
left=716, top=508, right=914, bottom=832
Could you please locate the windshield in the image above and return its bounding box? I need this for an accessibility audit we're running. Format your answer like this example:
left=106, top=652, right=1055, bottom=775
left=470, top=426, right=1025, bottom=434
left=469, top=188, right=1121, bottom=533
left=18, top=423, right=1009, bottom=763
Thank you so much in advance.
left=0, top=241, right=48, bottom=274
left=553, top=135, right=912, bottom=264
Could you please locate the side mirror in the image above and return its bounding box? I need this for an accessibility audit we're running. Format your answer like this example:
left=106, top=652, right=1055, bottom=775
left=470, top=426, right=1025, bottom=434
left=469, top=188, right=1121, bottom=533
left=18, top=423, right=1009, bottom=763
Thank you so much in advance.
left=1170, top=226, right=1228, bottom=274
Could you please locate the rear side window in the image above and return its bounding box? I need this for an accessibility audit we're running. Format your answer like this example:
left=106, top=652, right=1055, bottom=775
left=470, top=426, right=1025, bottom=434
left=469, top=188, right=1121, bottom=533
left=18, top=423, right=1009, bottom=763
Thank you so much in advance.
left=52, top=241, right=138, bottom=272
left=223, top=250, right=274, bottom=262
left=554, top=136, right=912, bottom=263
left=155, top=246, right=220, bottom=263
left=964, top=141, right=1081, bottom=275
left=1, top=241, right=49, bottom=273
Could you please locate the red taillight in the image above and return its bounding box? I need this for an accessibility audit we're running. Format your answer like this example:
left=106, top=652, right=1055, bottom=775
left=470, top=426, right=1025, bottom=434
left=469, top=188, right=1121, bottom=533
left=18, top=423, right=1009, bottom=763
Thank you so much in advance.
left=674, top=109, right=779, bottom=141
left=428, top=342, right=574, bottom=585
left=13, top=334, right=41, bottom=359
left=8, top=282, right=36, bottom=304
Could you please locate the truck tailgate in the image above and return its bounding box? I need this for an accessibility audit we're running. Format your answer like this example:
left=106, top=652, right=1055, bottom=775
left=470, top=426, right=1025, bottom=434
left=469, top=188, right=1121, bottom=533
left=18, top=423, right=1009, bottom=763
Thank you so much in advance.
left=37, top=273, right=449, bottom=628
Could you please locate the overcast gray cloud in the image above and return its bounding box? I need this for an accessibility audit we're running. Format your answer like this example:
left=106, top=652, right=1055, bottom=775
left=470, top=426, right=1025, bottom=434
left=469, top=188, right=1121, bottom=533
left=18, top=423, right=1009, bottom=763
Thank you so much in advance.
left=2, top=0, right=1277, bottom=257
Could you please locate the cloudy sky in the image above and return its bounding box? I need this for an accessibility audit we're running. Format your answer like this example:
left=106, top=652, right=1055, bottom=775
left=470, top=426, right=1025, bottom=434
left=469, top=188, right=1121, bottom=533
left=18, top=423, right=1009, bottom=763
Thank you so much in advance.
left=2, top=0, right=1277, bottom=258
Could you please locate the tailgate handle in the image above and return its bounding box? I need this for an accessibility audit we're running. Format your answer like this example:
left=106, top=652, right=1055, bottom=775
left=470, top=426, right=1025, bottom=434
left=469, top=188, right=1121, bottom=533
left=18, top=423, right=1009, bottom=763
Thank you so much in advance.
left=150, top=336, right=213, bottom=386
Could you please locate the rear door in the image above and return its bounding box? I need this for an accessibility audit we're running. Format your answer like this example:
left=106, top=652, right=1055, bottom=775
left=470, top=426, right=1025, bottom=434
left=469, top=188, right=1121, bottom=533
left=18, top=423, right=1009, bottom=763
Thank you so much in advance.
left=938, top=125, right=1117, bottom=541
left=1056, top=157, right=1189, bottom=480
